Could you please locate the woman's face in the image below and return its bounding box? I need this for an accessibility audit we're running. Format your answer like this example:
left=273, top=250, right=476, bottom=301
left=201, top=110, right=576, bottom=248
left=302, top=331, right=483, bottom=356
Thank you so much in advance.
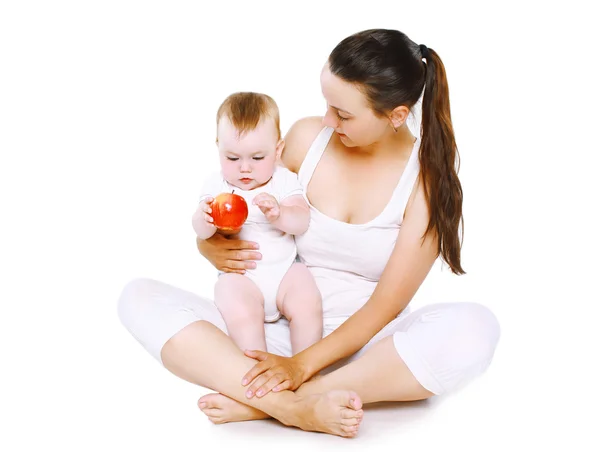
left=320, top=64, right=391, bottom=148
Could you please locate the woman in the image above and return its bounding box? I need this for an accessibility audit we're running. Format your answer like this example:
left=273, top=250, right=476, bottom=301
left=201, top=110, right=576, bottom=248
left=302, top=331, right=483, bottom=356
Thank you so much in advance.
left=118, top=28, right=500, bottom=438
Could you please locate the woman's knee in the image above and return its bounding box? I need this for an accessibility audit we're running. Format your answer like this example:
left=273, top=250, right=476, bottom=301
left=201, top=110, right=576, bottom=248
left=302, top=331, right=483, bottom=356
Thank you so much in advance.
left=402, top=302, right=501, bottom=394
left=117, top=277, right=159, bottom=330
left=440, top=302, right=500, bottom=367
left=458, top=302, right=500, bottom=357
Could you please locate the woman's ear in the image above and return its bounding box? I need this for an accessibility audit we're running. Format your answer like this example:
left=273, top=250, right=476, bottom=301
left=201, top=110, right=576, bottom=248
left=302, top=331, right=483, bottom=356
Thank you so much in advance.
left=389, top=105, right=410, bottom=130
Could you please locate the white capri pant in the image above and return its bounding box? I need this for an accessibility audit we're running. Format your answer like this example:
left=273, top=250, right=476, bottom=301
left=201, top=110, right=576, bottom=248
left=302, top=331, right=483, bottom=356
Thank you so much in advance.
left=117, top=278, right=500, bottom=395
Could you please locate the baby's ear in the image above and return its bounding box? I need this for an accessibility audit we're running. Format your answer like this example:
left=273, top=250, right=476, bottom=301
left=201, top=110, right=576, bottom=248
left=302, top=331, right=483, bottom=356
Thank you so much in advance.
left=276, top=139, right=285, bottom=158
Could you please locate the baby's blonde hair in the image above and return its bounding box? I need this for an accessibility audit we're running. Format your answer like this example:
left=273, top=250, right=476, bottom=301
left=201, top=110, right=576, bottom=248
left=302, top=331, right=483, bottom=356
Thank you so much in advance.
left=216, top=92, right=281, bottom=142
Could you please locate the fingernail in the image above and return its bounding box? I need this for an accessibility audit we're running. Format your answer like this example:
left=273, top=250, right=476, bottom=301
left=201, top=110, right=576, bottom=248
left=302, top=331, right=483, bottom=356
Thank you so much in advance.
left=246, top=390, right=253, bottom=398
left=199, top=402, right=206, bottom=408
left=242, top=379, right=248, bottom=385
left=256, top=390, right=263, bottom=397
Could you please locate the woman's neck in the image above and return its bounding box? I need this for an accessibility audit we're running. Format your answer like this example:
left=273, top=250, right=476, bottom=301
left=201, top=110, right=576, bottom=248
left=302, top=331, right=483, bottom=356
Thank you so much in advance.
left=354, top=123, right=416, bottom=159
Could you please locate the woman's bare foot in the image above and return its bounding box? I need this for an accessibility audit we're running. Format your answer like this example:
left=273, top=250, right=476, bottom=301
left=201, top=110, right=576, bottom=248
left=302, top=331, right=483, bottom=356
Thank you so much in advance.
left=198, top=387, right=363, bottom=437
left=197, top=374, right=325, bottom=424
left=198, top=393, right=268, bottom=424
left=286, top=390, right=364, bottom=438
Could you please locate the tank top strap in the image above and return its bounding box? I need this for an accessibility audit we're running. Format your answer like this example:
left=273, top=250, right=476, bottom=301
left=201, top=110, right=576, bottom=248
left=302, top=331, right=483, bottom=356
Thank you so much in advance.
left=297, top=126, right=335, bottom=188
left=389, top=136, right=421, bottom=223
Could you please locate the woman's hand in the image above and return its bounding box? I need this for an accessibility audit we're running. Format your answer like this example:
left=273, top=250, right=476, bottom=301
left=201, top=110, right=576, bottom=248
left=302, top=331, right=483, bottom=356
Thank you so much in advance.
left=196, top=233, right=261, bottom=275
left=241, top=350, right=308, bottom=398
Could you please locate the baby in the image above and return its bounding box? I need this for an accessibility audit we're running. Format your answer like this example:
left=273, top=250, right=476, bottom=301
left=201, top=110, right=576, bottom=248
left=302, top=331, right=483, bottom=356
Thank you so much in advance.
left=192, top=92, right=322, bottom=355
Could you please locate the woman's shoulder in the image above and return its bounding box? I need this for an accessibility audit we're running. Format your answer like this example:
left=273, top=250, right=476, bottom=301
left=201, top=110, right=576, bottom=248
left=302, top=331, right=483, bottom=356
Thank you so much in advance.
left=281, top=116, right=325, bottom=173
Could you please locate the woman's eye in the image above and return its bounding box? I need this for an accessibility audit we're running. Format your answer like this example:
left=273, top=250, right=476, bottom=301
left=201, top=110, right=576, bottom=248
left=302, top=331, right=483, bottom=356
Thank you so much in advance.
left=227, top=157, right=239, bottom=161
left=253, top=157, right=264, bottom=161
left=336, top=112, right=348, bottom=122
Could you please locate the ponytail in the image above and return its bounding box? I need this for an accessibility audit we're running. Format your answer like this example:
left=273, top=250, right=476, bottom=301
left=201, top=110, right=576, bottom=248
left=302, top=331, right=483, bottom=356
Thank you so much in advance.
left=419, top=48, right=465, bottom=275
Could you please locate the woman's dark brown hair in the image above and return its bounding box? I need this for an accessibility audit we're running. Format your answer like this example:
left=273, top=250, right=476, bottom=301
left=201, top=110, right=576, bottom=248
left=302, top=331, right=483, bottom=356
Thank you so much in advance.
left=329, top=29, right=465, bottom=274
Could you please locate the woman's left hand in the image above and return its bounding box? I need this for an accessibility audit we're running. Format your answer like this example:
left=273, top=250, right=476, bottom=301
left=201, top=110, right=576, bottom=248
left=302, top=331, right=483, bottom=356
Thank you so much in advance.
left=241, top=350, right=307, bottom=398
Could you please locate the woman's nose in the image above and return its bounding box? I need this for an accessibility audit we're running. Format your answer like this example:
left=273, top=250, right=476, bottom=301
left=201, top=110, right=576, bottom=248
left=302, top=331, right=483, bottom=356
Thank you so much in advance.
left=322, top=109, right=337, bottom=128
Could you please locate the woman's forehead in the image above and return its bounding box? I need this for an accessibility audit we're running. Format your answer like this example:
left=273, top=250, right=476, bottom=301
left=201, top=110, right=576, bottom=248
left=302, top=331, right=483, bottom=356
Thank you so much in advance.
left=320, top=64, right=369, bottom=113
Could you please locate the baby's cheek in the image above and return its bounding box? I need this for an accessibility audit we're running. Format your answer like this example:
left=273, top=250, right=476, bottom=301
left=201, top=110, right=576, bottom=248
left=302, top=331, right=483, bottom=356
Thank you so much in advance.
left=221, top=162, right=238, bottom=181
left=256, top=163, right=276, bottom=184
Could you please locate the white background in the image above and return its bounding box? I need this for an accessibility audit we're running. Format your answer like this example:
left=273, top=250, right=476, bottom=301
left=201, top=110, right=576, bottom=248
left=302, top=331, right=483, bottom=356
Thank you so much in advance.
left=1, top=1, right=599, bottom=450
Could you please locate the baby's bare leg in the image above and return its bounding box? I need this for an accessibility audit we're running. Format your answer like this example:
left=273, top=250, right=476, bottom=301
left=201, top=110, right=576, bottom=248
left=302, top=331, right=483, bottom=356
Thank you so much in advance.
left=276, top=263, right=323, bottom=355
left=215, top=273, right=267, bottom=352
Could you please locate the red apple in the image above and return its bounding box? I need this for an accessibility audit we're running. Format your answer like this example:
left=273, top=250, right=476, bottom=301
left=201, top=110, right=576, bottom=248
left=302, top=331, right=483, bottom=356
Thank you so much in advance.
left=210, top=191, right=248, bottom=231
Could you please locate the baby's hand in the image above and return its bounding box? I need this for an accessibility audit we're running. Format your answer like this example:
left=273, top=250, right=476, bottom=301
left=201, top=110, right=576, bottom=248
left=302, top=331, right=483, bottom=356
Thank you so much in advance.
left=192, top=197, right=217, bottom=237
left=200, top=197, right=216, bottom=226
left=253, top=193, right=280, bottom=222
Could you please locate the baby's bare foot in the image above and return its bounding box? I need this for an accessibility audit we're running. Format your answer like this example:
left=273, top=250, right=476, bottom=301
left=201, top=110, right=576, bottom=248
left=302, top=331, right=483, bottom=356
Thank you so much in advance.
left=287, top=390, right=364, bottom=438
left=197, top=393, right=269, bottom=424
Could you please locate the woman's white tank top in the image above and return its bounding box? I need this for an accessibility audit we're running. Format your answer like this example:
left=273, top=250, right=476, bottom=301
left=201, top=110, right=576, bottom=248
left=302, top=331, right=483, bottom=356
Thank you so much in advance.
left=295, top=127, right=421, bottom=324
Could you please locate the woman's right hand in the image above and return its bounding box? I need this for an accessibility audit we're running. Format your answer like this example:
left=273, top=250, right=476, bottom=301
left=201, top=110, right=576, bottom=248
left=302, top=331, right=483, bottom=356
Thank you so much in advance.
left=196, top=233, right=261, bottom=274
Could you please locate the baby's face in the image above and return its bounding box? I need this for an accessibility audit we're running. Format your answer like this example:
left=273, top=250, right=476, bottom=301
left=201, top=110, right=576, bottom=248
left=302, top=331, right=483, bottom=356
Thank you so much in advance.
left=217, top=116, right=283, bottom=190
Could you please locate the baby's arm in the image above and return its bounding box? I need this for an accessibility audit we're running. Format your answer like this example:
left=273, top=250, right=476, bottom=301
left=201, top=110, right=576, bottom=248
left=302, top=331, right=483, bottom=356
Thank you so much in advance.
left=253, top=193, right=309, bottom=235
left=193, top=172, right=222, bottom=239
left=192, top=197, right=218, bottom=240
left=275, top=195, right=310, bottom=234
left=253, top=166, right=310, bottom=235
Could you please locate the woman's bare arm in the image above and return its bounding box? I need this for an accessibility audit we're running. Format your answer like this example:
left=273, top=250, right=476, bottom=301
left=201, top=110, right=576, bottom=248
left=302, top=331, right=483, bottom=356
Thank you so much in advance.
left=280, top=116, right=324, bottom=173
left=295, top=178, right=440, bottom=378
